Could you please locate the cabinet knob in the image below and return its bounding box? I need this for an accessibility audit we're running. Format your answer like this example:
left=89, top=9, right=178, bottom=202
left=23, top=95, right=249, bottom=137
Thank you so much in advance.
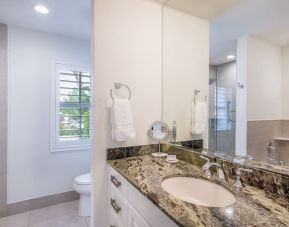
left=111, top=199, right=121, bottom=213
left=111, top=175, right=121, bottom=188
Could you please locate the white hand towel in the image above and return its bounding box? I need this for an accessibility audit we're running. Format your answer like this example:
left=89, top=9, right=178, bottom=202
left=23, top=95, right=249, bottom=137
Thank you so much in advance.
left=111, top=98, right=136, bottom=142
left=191, top=101, right=207, bottom=135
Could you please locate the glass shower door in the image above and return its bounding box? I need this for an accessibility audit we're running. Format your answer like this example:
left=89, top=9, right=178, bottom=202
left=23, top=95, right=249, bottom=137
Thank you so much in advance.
left=209, top=62, right=237, bottom=157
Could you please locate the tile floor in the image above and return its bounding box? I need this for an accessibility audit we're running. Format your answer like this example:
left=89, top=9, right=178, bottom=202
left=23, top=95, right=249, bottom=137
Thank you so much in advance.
left=0, top=200, right=90, bottom=227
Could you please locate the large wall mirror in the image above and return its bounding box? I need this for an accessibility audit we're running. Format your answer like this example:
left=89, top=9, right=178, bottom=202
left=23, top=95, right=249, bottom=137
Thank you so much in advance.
left=161, top=0, right=289, bottom=174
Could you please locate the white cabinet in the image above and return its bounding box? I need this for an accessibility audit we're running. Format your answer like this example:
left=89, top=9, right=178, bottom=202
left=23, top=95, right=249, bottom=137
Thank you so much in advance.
left=128, top=204, right=150, bottom=227
left=109, top=166, right=178, bottom=227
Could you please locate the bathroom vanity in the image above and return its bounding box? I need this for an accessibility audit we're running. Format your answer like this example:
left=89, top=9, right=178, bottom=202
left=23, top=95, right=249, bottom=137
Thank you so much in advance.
left=109, top=166, right=177, bottom=227
left=107, top=145, right=289, bottom=227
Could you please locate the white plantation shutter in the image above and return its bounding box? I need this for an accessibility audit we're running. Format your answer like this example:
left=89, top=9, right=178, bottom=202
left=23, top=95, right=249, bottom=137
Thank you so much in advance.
left=51, top=63, right=91, bottom=152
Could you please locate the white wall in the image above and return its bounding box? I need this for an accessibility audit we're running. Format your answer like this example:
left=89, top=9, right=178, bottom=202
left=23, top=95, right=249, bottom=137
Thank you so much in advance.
left=92, top=0, right=162, bottom=226
left=246, top=36, right=283, bottom=121
left=282, top=46, right=289, bottom=119
left=7, top=26, right=91, bottom=203
left=162, top=6, right=209, bottom=146
left=235, top=37, right=247, bottom=156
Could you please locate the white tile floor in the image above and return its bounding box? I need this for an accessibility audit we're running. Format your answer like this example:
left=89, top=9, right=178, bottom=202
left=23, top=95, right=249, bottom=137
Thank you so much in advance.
left=0, top=200, right=90, bottom=227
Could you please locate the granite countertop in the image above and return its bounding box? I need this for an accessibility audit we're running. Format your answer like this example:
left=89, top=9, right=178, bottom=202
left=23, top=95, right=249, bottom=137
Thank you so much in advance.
left=108, top=155, right=289, bottom=227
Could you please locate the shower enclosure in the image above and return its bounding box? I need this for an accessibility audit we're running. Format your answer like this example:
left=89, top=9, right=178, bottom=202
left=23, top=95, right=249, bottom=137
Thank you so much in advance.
left=209, top=61, right=237, bottom=157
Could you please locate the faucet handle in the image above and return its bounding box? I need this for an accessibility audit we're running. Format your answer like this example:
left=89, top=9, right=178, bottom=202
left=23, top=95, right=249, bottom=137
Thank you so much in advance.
left=217, top=167, right=226, bottom=180
left=234, top=168, right=253, bottom=188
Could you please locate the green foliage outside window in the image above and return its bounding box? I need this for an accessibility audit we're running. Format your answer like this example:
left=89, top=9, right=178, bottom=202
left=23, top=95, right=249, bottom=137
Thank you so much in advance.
left=59, top=73, right=91, bottom=140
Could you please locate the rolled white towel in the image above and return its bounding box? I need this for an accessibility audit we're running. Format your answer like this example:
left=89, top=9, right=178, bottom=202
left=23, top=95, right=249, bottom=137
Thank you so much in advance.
left=111, top=98, right=136, bottom=142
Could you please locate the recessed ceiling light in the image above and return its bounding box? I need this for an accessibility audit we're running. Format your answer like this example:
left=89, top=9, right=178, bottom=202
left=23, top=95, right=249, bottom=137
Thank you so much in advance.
left=34, top=5, right=49, bottom=14
left=226, top=55, right=235, bottom=60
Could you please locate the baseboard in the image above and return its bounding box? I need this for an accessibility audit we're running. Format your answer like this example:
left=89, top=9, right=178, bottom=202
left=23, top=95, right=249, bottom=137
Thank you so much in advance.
left=0, top=191, right=79, bottom=218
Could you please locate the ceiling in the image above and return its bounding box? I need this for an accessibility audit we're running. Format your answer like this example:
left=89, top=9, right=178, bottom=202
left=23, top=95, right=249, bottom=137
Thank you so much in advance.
left=255, top=30, right=289, bottom=47
left=162, top=0, right=243, bottom=20
left=0, top=0, right=91, bottom=40
left=210, top=0, right=289, bottom=65
left=153, top=0, right=243, bottom=20
left=1, top=0, right=288, bottom=60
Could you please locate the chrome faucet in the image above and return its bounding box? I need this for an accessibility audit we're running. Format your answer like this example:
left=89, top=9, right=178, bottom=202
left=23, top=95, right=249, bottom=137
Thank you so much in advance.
left=200, top=156, right=226, bottom=180
left=244, top=155, right=253, bottom=164
left=234, top=168, right=253, bottom=189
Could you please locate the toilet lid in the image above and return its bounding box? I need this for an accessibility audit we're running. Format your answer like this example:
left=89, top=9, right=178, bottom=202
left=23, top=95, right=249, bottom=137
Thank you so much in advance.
left=75, top=173, right=91, bottom=185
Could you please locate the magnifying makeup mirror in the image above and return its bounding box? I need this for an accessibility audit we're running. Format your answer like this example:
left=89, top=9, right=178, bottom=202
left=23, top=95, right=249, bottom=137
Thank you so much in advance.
left=148, top=121, right=170, bottom=157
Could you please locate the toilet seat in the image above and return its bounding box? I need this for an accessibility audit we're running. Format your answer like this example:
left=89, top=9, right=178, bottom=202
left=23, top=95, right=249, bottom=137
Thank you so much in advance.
left=74, top=173, right=91, bottom=185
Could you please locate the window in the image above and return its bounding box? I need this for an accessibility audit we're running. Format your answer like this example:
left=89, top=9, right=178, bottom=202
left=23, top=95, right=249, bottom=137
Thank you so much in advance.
left=51, top=62, right=92, bottom=152
left=215, top=87, right=231, bottom=131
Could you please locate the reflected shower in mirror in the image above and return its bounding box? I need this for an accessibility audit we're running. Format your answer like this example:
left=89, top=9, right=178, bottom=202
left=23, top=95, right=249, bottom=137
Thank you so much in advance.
left=208, top=48, right=237, bottom=159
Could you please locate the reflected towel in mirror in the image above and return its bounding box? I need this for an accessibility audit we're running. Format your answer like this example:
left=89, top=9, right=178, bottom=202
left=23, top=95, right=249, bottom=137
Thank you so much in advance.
left=191, top=101, right=207, bottom=135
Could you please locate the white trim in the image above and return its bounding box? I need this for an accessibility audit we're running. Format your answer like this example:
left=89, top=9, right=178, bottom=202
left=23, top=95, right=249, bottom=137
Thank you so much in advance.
left=50, top=60, right=92, bottom=153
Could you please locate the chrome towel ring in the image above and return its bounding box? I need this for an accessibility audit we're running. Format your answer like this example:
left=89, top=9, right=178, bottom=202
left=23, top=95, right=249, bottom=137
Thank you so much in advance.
left=110, top=82, right=132, bottom=101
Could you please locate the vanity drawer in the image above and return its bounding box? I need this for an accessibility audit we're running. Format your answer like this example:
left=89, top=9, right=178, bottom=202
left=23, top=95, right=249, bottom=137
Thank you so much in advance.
left=110, top=207, right=125, bottom=227
left=110, top=167, right=128, bottom=197
left=110, top=182, right=128, bottom=226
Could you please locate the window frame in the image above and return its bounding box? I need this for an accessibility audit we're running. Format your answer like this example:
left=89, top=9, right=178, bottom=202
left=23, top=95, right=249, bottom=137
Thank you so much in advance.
left=50, top=61, right=92, bottom=152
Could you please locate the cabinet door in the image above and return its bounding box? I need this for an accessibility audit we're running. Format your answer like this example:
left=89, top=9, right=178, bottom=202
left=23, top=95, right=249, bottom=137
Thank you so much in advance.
left=128, top=204, right=151, bottom=227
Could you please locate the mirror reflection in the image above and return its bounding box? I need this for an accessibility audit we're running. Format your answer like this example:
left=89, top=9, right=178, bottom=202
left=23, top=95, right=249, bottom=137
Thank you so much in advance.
left=162, top=0, right=289, bottom=174
left=148, top=121, right=170, bottom=142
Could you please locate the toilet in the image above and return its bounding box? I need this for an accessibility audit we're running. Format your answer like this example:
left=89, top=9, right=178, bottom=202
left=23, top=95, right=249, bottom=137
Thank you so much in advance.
left=73, top=173, right=91, bottom=217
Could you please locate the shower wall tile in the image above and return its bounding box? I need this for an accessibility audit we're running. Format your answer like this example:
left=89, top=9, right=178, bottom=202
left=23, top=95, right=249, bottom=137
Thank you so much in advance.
left=281, top=120, right=289, bottom=137
left=276, top=120, right=289, bottom=165
left=247, top=120, right=289, bottom=164
left=247, top=120, right=282, bottom=162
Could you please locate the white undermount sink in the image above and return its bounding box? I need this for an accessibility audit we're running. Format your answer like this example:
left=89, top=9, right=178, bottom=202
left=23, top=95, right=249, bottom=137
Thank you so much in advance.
left=161, top=177, right=236, bottom=207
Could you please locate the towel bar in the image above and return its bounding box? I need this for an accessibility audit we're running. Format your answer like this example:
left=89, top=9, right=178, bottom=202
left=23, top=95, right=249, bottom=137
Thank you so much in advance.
left=193, top=89, right=206, bottom=104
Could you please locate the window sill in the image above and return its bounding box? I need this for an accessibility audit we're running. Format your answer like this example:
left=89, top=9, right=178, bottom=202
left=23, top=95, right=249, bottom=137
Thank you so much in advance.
left=50, top=146, right=91, bottom=153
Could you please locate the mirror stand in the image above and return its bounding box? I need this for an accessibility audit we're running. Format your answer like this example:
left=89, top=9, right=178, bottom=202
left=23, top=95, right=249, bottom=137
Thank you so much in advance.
left=148, top=121, right=170, bottom=158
